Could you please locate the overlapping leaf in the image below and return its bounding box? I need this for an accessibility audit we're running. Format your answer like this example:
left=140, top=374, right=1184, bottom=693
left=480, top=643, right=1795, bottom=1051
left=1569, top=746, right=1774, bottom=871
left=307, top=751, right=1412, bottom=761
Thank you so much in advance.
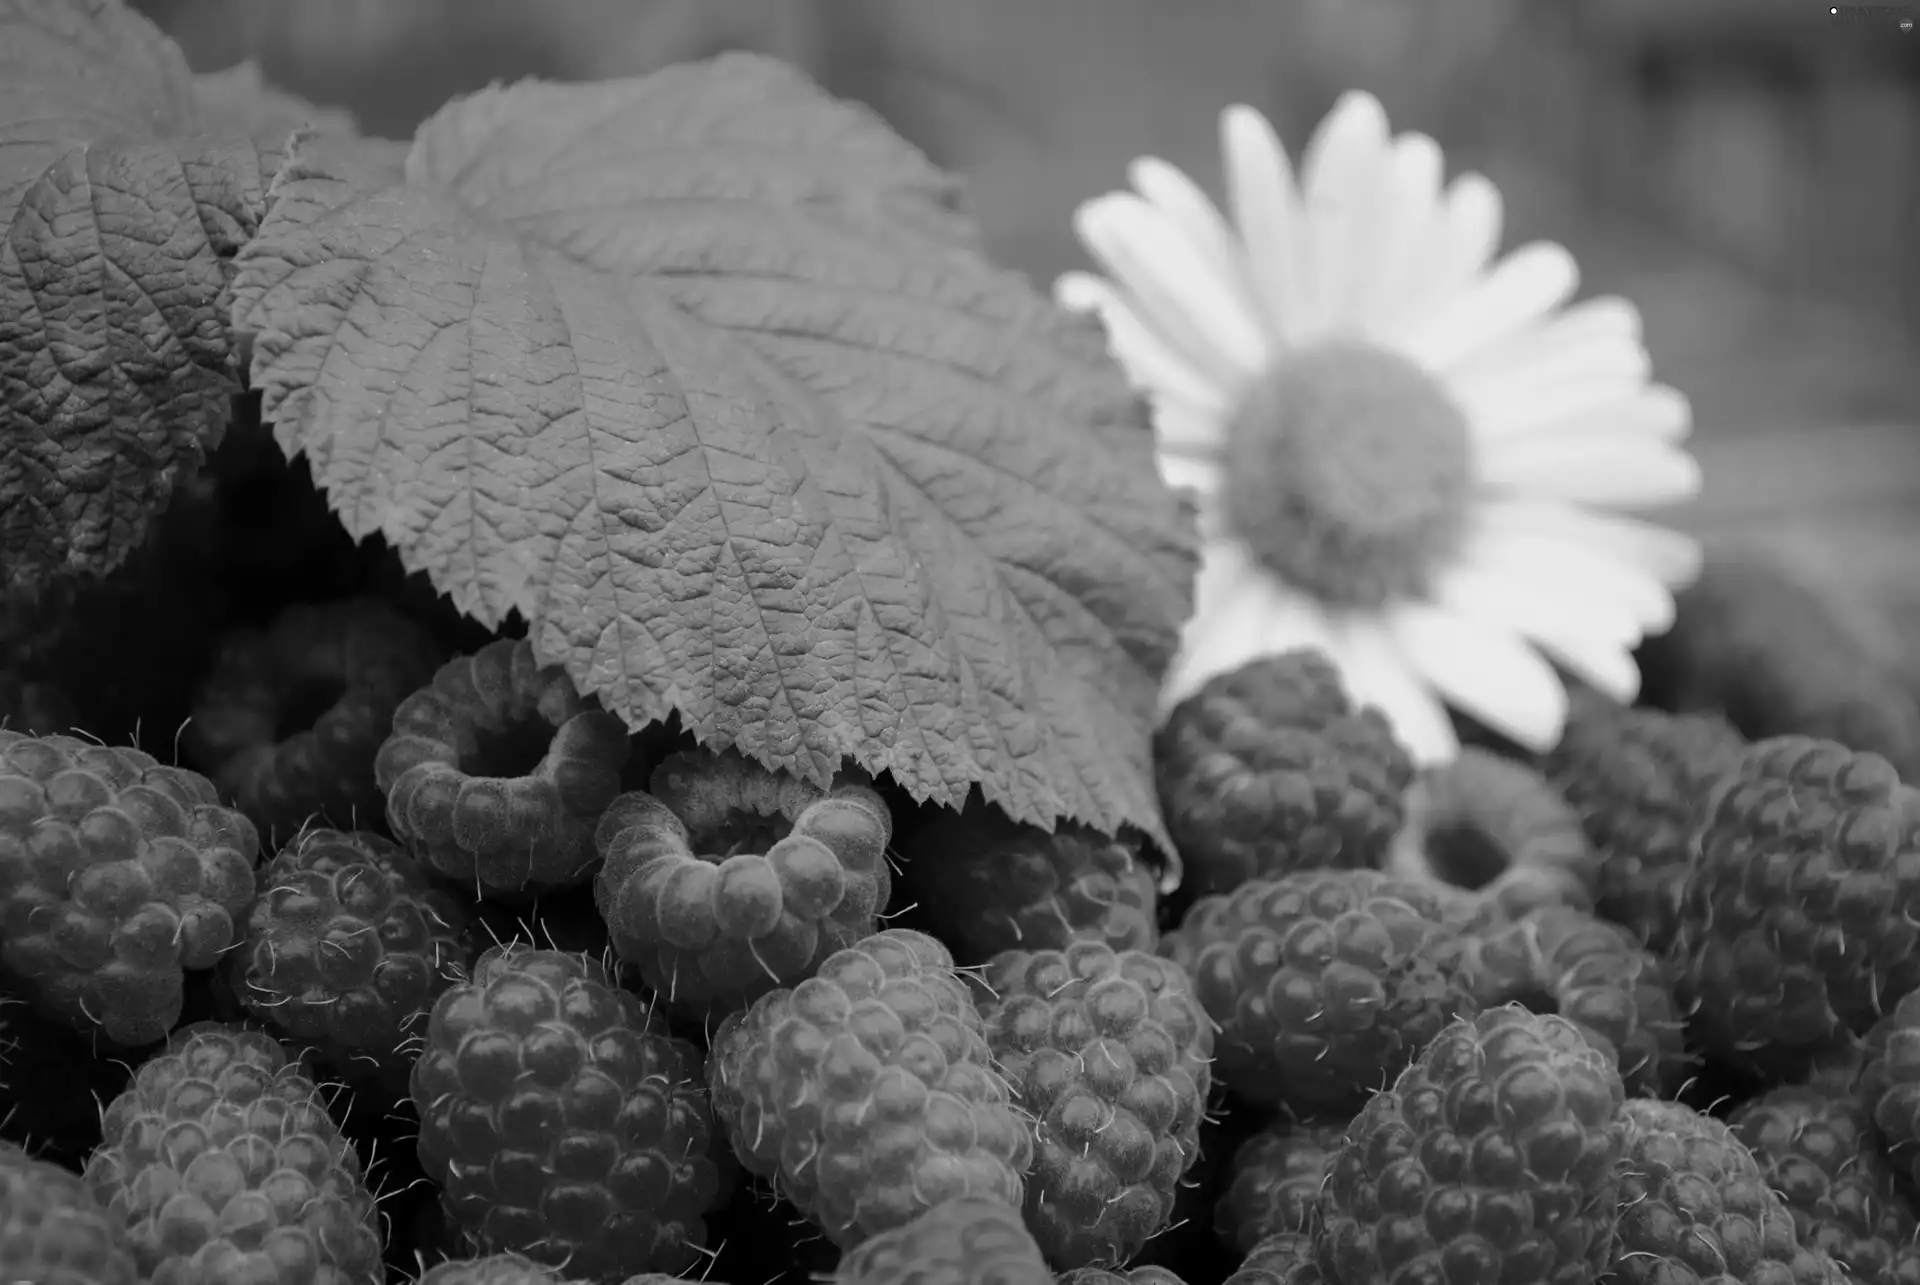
left=0, top=0, right=348, bottom=589
left=230, top=53, right=1197, bottom=843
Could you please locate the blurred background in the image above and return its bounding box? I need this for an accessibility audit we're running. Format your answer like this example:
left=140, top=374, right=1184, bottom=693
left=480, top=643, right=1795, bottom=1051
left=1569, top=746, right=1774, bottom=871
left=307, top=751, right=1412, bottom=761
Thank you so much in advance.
left=134, top=0, right=1920, bottom=630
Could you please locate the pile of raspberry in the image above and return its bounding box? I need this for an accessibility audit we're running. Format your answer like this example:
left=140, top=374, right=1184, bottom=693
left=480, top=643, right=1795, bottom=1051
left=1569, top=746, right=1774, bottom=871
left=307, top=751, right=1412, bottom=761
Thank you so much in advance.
left=12, top=501, right=1920, bottom=1285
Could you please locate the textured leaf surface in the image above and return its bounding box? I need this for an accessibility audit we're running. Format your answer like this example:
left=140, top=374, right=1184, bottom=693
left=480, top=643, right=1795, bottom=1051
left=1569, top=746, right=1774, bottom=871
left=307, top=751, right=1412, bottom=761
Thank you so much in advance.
left=230, top=54, right=1197, bottom=843
left=0, top=0, right=344, bottom=589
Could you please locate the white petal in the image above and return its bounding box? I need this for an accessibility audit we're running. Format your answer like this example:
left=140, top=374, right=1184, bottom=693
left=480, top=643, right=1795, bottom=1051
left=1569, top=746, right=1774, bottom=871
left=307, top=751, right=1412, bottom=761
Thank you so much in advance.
left=1161, top=543, right=1330, bottom=709
left=1129, top=156, right=1248, bottom=304
left=1324, top=613, right=1459, bottom=765
left=1150, top=392, right=1231, bottom=458
left=1158, top=452, right=1224, bottom=496
left=1526, top=385, right=1693, bottom=444
left=1390, top=172, right=1504, bottom=331
left=1473, top=497, right=1703, bottom=588
left=1299, top=91, right=1395, bottom=337
left=1076, top=194, right=1272, bottom=387
left=1398, top=241, right=1580, bottom=371
left=1387, top=601, right=1570, bottom=752
left=1357, top=134, right=1446, bottom=337
left=1427, top=562, right=1642, bottom=702
left=1055, top=271, right=1232, bottom=414
left=1479, top=433, right=1702, bottom=507
left=1455, top=514, right=1682, bottom=632
left=1444, top=300, right=1654, bottom=443
left=1459, top=375, right=1656, bottom=448
left=1455, top=294, right=1643, bottom=385
left=1222, top=104, right=1309, bottom=343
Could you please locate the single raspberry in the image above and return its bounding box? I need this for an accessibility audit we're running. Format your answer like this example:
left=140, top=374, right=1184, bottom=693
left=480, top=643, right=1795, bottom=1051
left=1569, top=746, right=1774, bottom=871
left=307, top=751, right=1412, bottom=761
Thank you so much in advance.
left=1160, top=868, right=1474, bottom=1111
left=1214, top=1120, right=1345, bottom=1258
left=184, top=598, right=443, bottom=844
left=901, top=799, right=1158, bottom=961
left=1612, top=1098, right=1847, bottom=1285
left=1387, top=747, right=1601, bottom=923
left=0, top=1139, right=140, bottom=1285
left=829, top=1196, right=1052, bottom=1285
left=1058, top=1269, right=1188, bottom=1285
left=231, top=828, right=471, bottom=1086
left=410, top=944, right=730, bottom=1280
left=1730, top=1084, right=1920, bottom=1285
left=1154, top=651, right=1415, bottom=896
left=976, top=941, right=1213, bottom=1267
left=1641, top=549, right=1920, bottom=781
left=1316, top=1007, right=1627, bottom=1285
left=0, top=732, right=262, bottom=1046
left=82, top=1021, right=383, bottom=1284
left=708, top=928, right=1033, bottom=1247
left=1448, top=905, right=1686, bottom=1097
left=417, top=1254, right=577, bottom=1285
left=1673, top=736, right=1920, bottom=1075
left=1542, top=687, right=1746, bottom=952
left=593, top=750, right=892, bottom=1018
left=374, top=638, right=630, bottom=898
left=1227, top=1233, right=1325, bottom=1285
left=1864, top=990, right=1920, bottom=1186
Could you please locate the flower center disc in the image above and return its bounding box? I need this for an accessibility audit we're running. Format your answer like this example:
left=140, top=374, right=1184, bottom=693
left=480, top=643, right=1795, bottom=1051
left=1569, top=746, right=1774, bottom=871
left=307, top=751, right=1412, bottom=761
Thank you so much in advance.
left=1219, top=340, right=1475, bottom=608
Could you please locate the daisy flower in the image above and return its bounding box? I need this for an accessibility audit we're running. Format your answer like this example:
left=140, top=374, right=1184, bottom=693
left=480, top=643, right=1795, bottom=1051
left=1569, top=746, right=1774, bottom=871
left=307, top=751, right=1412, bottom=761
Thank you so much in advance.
left=1058, top=91, right=1703, bottom=765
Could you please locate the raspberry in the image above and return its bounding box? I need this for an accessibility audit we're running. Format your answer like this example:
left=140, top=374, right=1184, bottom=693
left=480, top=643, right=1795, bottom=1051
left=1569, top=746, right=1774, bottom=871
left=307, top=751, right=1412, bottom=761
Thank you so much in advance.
left=1154, top=651, right=1415, bottom=895
left=1058, top=1269, right=1189, bottom=1285
left=375, top=638, right=631, bottom=898
left=1730, top=1085, right=1920, bottom=1285
left=1642, top=549, right=1920, bottom=781
left=0, top=732, right=262, bottom=1046
left=901, top=800, right=1158, bottom=961
left=1387, top=747, right=1601, bottom=923
left=231, top=828, right=471, bottom=1086
left=976, top=941, right=1212, bottom=1266
left=1316, top=1007, right=1627, bottom=1285
left=1542, top=687, right=1746, bottom=951
left=416, top=1255, right=576, bottom=1285
left=594, top=750, right=892, bottom=1017
left=1161, top=868, right=1473, bottom=1111
left=410, top=945, right=730, bottom=1280
left=1612, top=1098, right=1847, bottom=1285
left=1214, top=1120, right=1344, bottom=1257
left=829, top=1196, right=1052, bottom=1285
left=707, top=928, right=1033, bottom=1247
left=1673, top=736, right=1920, bottom=1075
left=0, top=1139, right=140, bottom=1285
left=184, top=598, right=443, bottom=844
left=1227, top=1233, right=1325, bottom=1285
left=82, top=1022, right=383, bottom=1284
left=1864, top=990, right=1920, bottom=1185
left=1449, top=905, right=1686, bottom=1097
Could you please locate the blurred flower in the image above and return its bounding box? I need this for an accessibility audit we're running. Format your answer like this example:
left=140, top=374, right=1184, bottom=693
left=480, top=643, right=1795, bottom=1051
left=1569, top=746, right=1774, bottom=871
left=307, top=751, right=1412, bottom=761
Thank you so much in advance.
left=1059, top=92, right=1702, bottom=764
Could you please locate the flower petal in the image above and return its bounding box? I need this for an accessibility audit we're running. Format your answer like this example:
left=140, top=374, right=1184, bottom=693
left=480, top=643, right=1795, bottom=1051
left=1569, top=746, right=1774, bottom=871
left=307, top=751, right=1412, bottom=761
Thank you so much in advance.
left=1525, top=385, right=1693, bottom=444
left=1358, top=133, right=1446, bottom=338
left=1479, top=432, right=1702, bottom=507
left=1473, top=497, right=1703, bottom=589
left=1162, top=543, right=1333, bottom=710
left=1299, top=91, right=1395, bottom=337
left=1158, top=452, right=1224, bottom=497
left=1055, top=270, right=1232, bottom=413
left=1427, top=562, right=1642, bottom=703
left=1387, top=600, right=1570, bottom=753
left=1455, top=513, right=1682, bottom=632
left=1390, top=172, right=1504, bottom=335
left=1222, top=104, right=1309, bottom=343
left=1076, top=193, right=1272, bottom=388
left=1324, top=613, right=1460, bottom=765
left=1150, top=392, right=1231, bottom=458
left=1398, top=241, right=1580, bottom=371
left=1130, top=156, right=1248, bottom=303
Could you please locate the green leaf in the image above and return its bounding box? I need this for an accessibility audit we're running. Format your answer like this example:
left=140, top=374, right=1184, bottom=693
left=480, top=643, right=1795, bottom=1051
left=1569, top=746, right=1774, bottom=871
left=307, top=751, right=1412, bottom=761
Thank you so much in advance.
left=230, top=53, right=1197, bottom=845
left=0, top=0, right=346, bottom=590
